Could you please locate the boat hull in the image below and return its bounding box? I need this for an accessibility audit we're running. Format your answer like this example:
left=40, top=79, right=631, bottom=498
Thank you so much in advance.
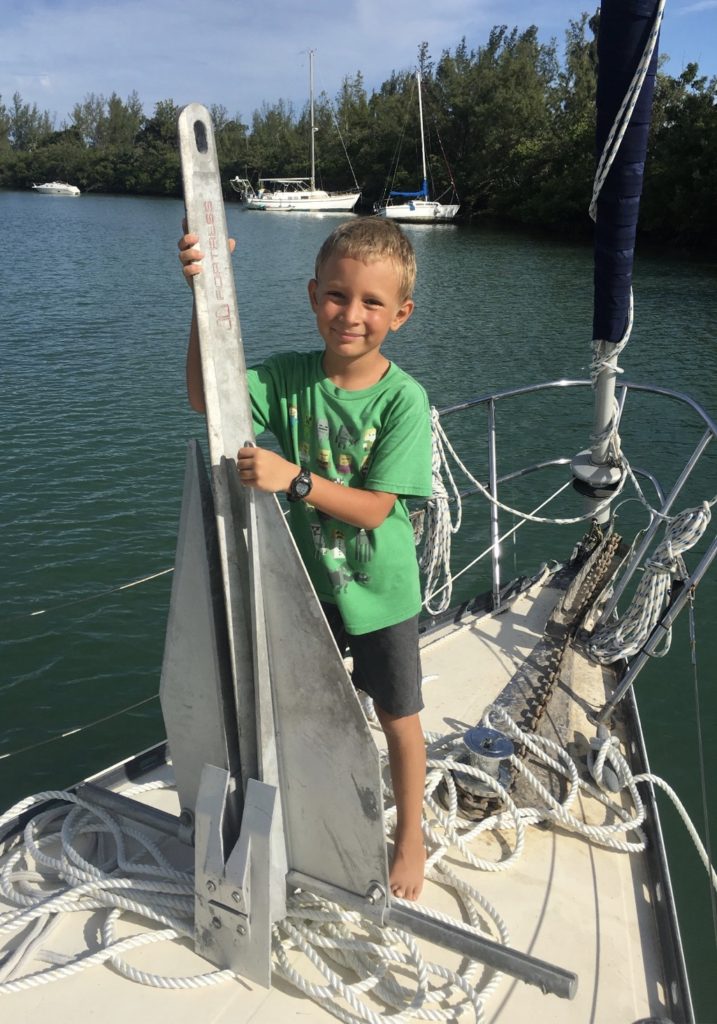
left=31, top=182, right=80, bottom=196
left=243, top=190, right=360, bottom=213
left=378, top=200, right=459, bottom=223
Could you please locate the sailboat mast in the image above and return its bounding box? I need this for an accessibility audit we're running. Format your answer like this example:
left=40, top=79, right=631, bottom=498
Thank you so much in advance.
left=571, top=0, right=662, bottom=523
left=416, top=71, right=428, bottom=198
left=309, top=49, right=316, bottom=191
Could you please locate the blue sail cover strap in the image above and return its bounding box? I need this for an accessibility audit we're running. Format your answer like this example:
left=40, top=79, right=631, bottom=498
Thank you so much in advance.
left=593, top=0, right=660, bottom=342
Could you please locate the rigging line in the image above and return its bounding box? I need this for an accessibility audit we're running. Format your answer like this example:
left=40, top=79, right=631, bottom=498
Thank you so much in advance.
left=424, top=479, right=573, bottom=606
left=11, top=568, right=175, bottom=621
left=687, top=592, right=717, bottom=951
left=313, top=63, right=361, bottom=191
left=381, top=73, right=417, bottom=202
left=418, top=76, right=458, bottom=196
left=432, top=118, right=459, bottom=196
left=0, top=695, right=160, bottom=764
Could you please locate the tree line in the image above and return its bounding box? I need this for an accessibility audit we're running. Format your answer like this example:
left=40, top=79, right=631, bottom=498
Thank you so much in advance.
left=1, top=13, right=714, bottom=250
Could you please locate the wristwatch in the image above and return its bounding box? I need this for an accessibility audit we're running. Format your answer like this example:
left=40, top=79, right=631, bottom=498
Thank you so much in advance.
left=286, top=468, right=313, bottom=503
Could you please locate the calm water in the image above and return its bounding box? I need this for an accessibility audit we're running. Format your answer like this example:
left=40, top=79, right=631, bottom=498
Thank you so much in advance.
left=1, top=190, right=716, bottom=1016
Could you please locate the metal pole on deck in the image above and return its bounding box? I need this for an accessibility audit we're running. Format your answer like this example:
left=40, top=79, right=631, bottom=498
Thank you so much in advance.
left=571, top=0, right=662, bottom=524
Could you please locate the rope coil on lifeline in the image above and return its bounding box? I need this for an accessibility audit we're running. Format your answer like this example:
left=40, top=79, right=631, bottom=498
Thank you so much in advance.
left=588, top=501, right=713, bottom=663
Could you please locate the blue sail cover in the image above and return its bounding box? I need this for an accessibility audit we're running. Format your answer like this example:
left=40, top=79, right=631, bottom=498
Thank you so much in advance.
left=593, top=0, right=660, bottom=342
left=390, top=179, right=429, bottom=199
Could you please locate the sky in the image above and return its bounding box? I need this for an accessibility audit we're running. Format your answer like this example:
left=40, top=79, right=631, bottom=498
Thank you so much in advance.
left=1, top=0, right=715, bottom=126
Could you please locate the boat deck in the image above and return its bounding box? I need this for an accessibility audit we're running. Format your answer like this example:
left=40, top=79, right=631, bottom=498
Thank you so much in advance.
left=0, top=577, right=675, bottom=1022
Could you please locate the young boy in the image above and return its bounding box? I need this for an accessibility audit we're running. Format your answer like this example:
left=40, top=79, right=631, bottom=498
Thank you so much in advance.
left=180, top=218, right=432, bottom=900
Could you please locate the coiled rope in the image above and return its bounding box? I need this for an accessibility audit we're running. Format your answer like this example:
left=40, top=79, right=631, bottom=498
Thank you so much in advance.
left=588, top=501, right=713, bottom=662
left=3, top=703, right=715, bottom=1020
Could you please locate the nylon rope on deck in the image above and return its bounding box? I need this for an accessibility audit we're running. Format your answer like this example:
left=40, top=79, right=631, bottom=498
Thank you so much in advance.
left=3, top=703, right=717, bottom=1021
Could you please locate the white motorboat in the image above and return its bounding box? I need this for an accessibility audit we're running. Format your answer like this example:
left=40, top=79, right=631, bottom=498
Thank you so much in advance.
left=376, top=71, right=459, bottom=223
left=230, top=51, right=360, bottom=213
left=31, top=181, right=81, bottom=196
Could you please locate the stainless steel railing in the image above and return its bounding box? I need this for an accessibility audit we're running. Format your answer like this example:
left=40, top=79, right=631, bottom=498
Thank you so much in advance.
left=435, top=378, right=717, bottom=616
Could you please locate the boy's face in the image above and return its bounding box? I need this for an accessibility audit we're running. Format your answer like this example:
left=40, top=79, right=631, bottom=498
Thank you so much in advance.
left=308, top=254, right=414, bottom=367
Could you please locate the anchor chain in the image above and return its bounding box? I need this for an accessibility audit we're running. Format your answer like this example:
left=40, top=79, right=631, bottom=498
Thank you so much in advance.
left=447, top=529, right=623, bottom=821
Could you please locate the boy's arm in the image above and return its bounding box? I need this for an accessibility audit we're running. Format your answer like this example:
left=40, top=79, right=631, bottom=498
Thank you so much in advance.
left=237, top=446, right=397, bottom=530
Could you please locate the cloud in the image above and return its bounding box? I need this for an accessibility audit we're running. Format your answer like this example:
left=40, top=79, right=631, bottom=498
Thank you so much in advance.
left=1, top=0, right=714, bottom=125
left=678, top=0, right=717, bottom=12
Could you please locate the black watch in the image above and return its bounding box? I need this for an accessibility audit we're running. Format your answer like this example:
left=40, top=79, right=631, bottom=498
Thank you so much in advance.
left=286, top=468, right=313, bottom=502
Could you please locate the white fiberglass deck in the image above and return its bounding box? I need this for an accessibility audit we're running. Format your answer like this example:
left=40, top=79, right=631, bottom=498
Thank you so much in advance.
left=0, top=579, right=670, bottom=1022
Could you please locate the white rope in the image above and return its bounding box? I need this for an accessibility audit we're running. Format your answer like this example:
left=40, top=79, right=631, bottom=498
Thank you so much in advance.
left=589, top=0, right=666, bottom=222
left=418, top=408, right=464, bottom=614
left=3, top=703, right=716, bottom=1018
left=588, top=501, right=713, bottom=663
left=588, top=729, right=717, bottom=892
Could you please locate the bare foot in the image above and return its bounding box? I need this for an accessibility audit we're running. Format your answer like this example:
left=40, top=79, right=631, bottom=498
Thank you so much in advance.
left=389, top=831, right=426, bottom=901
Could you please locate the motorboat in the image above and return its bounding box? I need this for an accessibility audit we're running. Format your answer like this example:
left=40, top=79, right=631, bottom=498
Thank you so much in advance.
left=31, top=181, right=81, bottom=196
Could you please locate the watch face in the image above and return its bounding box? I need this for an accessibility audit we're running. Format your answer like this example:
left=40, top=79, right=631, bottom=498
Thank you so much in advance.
left=288, top=470, right=312, bottom=501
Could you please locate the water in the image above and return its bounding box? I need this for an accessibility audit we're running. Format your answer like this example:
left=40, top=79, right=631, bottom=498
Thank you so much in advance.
left=2, top=190, right=716, bottom=1016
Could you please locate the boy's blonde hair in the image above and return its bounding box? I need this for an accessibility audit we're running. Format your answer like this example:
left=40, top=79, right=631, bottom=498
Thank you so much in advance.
left=314, top=218, right=417, bottom=300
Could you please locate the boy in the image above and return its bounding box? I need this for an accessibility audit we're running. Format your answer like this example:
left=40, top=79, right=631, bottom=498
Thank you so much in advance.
left=180, top=218, right=432, bottom=900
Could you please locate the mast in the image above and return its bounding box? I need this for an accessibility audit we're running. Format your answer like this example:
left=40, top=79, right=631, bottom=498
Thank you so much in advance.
left=416, top=71, right=429, bottom=199
left=309, top=49, right=316, bottom=191
left=572, top=0, right=662, bottom=522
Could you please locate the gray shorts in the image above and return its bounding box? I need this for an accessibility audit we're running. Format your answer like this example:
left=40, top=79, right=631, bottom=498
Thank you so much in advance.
left=321, top=602, right=424, bottom=718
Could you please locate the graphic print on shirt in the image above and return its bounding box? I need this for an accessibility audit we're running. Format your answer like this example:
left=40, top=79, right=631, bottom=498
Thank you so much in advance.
left=355, top=528, right=371, bottom=563
left=336, top=424, right=356, bottom=449
left=363, top=427, right=377, bottom=451
left=298, top=408, right=382, bottom=596
left=310, top=522, right=327, bottom=558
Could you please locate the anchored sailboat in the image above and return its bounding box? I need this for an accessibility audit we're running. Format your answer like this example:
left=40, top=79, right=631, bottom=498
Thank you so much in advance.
left=230, top=50, right=360, bottom=213
left=376, top=71, right=459, bottom=223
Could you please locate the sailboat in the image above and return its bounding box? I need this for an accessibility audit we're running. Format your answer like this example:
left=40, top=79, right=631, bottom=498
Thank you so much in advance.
left=376, top=71, right=459, bottom=223
left=2, top=3, right=716, bottom=1020
left=229, top=50, right=360, bottom=213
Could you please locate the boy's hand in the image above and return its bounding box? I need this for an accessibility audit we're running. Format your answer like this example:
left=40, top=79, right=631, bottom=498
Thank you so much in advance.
left=237, top=445, right=298, bottom=495
left=178, top=218, right=235, bottom=288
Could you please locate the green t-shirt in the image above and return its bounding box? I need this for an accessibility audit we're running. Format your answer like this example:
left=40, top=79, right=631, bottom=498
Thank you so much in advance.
left=247, top=351, right=432, bottom=634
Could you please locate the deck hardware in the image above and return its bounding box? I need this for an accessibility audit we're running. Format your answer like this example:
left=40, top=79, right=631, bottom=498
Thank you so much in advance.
left=365, top=882, right=386, bottom=905
left=451, top=726, right=514, bottom=800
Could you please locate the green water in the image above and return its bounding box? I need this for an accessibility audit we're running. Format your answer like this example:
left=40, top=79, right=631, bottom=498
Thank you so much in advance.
left=1, top=190, right=716, bottom=1018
